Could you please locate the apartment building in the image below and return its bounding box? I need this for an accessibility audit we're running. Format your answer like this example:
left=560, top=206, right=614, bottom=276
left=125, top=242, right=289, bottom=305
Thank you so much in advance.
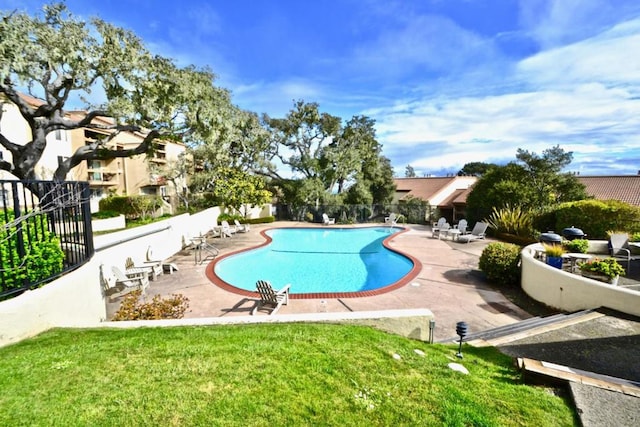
left=0, top=94, right=186, bottom=212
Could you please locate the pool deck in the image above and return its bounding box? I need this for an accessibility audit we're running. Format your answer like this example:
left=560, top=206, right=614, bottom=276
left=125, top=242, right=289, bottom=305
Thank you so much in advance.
left=107, top=221, right=533, bottom=342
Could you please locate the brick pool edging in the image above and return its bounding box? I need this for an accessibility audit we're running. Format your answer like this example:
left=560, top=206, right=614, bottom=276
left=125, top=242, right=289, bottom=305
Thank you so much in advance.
left=205, top=225, right=422, bottom=299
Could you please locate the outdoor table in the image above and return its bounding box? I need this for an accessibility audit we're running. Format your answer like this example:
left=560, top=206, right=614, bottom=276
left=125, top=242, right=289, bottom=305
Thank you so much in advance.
left=565, top=253, right=593, bottom=272
left=445, top=228, right=462, bottom=241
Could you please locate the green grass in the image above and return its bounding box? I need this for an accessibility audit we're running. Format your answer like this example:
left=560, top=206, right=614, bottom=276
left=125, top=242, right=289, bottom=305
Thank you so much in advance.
left=0, top=324, right=576, bottom=426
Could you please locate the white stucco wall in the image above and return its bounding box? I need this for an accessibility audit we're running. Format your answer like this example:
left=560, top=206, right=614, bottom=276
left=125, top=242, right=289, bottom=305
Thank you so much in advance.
left=0, top=207, right=224, bottom=348
left=521, top=244, right=640, bottom=316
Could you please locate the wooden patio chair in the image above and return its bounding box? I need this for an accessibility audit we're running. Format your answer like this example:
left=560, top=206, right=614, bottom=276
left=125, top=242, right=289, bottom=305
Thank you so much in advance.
left=125, top=256, right=161, bottom=281
left=111, top=265, right=149, bottom=295
left=251, top=280, right=291, bottom=315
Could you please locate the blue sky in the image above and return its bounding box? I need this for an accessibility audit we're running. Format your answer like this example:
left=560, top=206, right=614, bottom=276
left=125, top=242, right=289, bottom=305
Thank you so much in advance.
left=5, top=0, right=640, bottom=176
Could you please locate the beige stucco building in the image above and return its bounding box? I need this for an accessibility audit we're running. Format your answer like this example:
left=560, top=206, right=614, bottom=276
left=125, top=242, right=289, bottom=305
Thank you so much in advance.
left=1, top=95, right=186, bottom=212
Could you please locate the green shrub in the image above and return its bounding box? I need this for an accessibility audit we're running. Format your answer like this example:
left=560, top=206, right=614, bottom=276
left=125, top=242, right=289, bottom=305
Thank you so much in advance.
left=563, top=239, right=589, bottom=254
left=112, top=290, right=190, bottom=320
left=99, top=195, right=163, bottom=219
left=554, top=199, right=640, bottom=239
left=246, top=216, right=275, bottom=224
left=479, top=242, right=522, bottom=287
left=218, top=213, right=244, bottom=223
left=631, top=232, right=640, bottom=242
left=0, top=210, right=64, bottom=290
left=91, top=210, right=120, bottom=219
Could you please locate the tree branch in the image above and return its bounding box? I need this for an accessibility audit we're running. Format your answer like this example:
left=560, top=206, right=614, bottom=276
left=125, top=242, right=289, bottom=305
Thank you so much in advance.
left=54, top=130, right=159, bottom=180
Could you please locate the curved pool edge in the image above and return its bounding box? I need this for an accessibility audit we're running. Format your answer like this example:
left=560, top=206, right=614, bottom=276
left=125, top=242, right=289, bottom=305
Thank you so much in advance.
left=205, top=225, right=423, bottom=299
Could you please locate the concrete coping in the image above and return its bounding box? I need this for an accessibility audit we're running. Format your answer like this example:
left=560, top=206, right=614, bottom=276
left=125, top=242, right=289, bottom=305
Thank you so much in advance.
left=99, top=308, right=435, bottom=328
left=97, top=308, right=436, bottom=341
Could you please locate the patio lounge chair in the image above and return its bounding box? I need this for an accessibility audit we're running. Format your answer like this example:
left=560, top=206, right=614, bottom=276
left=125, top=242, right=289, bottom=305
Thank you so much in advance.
left=251, top=280, right=291, bottom=315
left=322, top=213, right=335, bottom=225
left=111, top=265, right=149, bottom=295
left=234, top=219, right=250, bottom=233
left=431, top=217, right=447, bottom=234
left=385, top=213, right=399, bottom=226
left=609, top=233, right=640, bottom=275
left=220, top=220, right=236, bottom=237
left=455, top=219, right=468, bottom=234
left=125, top=256, right=161, bottom=281
left=457, top=222, right=489, bottom=243
left=432, top=222, right=450, bottom=239
left=146, top=246, right=178, bottom=274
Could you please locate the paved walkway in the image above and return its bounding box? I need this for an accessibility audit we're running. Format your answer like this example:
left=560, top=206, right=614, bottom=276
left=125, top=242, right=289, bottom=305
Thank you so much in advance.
left=107, top=222, right=532, bottom=341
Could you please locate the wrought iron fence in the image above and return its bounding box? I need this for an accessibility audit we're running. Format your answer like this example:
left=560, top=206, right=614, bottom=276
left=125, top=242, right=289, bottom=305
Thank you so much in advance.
left=0, top=180, right=94, bottom=299
left=275, top=204, right=430, bottom=225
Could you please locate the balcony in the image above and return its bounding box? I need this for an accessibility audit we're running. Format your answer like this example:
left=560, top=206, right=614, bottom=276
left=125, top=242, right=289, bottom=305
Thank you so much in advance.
left=87, top=168, right=120, bottom=186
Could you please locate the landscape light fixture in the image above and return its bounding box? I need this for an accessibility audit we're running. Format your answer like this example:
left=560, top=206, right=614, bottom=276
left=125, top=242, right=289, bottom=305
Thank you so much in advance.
left=455, top=321, right=468, bottom=358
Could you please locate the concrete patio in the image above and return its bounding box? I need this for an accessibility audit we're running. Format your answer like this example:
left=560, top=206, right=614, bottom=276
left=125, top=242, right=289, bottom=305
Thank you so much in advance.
left=106, top=222, right=533, bottom=342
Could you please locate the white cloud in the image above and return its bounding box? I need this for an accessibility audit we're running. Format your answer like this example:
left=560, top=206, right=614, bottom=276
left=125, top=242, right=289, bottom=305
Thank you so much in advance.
left=370, top=13, right=640, bottom=176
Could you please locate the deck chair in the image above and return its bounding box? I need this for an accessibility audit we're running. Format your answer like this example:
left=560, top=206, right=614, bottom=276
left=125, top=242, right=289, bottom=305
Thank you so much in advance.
left=146, top=246, right=178, bottom=274
left=457, top=222, right=489, bottom=243
left=609, top=233, right=640, bottom=275
left=385, top=213, right=398, bottom=226
left=432, top=222, right=450, bottom=239
left=322, top=213, right=335, bottom=225
left=220, top=220, right=236, bottom=237
left=111, top=265, right=149, bottom=295
left=455, top=219, right=468, bottom=234
left=251, top=280, right=291, bottom=315
left=125, top=256, right=161, bottom=281
left=431, top=217, right=447, bottom=233
left=234, top=219, right=250, bottom=233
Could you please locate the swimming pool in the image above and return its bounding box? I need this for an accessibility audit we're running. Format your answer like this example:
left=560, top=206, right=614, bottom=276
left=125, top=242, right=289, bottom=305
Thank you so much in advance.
left=209, top=227, right=420, bottom=298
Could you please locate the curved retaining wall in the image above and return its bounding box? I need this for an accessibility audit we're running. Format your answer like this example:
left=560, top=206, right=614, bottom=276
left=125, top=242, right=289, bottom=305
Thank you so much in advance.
left=0, top=207, right=225, bottom=348
left=521, top=243, right=640, bottom=317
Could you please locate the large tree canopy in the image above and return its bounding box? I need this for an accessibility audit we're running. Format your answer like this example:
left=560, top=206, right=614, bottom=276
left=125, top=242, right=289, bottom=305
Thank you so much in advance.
left=0, top=3, right=232, bottom=196
left=264, top=100, right=395, bottom=207
left=465, top=146, right=587, bottom=223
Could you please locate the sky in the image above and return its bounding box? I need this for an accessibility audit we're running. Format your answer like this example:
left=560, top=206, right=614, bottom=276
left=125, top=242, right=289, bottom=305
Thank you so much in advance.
left=5, top=0, right=640, bottom=177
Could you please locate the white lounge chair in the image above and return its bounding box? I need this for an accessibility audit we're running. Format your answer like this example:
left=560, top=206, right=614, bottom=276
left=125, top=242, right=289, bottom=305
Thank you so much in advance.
left=146, top=246, right=178, bottom=274
left=431, top=217, right=447, bottom=233
left=125, top=256, right=161, bottom=281
left=322, top=213, right=335, bottom=225
left=220, top=220, right=237, bottom=237
left=111, top=265, right=149, bottom=295
left=385, top=213, right=399, bottom=226
left=432, top=222, right=450, bottom=239
left=456, top=219, right=468, bottom=234
left=251, top=280, right=291, bottom=315
left=457, top=222, right=489, bottom=243
left=234, top=219, right=250, bottom=233
left=609, top=233, right=640, bottom=274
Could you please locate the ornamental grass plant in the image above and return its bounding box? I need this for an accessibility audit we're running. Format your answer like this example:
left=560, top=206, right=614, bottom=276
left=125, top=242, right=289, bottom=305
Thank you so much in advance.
left=0, top=325, right=575, bottom=426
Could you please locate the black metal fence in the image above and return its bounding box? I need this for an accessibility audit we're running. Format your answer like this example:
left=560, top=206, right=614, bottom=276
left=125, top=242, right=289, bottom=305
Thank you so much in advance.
left=275, top=204, right=431, bottom=225
left=0, top=180, right=94, bottom=299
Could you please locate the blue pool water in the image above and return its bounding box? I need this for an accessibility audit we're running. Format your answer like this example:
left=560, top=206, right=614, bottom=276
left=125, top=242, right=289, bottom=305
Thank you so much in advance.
left=213, top=227, right=414, bottom=294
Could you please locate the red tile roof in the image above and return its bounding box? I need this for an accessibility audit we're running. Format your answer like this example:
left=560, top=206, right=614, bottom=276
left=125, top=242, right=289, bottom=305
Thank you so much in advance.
left=394, top=177, right=457, bottom=201
left=577, top=175, right=640, bottom=207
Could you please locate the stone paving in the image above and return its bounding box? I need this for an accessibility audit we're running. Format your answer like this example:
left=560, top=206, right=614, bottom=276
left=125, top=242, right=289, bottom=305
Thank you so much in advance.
left=107, top=221, right=532, bottom=342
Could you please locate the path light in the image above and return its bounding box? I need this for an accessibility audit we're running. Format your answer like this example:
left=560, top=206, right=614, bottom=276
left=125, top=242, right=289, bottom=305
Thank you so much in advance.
left=429, top=319, right=435, bottom=344
left=455, top=321, right=468, bottom=358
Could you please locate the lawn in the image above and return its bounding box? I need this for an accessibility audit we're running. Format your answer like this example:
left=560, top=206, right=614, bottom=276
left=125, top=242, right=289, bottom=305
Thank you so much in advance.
left=0, top=324, right=576, bottom=426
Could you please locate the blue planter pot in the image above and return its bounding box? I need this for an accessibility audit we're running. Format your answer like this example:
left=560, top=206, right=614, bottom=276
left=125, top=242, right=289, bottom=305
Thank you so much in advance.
left=546, top=256, right=563, bottom=269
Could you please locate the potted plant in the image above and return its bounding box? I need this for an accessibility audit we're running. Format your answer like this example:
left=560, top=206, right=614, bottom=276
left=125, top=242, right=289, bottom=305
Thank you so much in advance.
left=543, top=244, right=565, bottom=269
left=579, top=258, right=625, bottom=285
